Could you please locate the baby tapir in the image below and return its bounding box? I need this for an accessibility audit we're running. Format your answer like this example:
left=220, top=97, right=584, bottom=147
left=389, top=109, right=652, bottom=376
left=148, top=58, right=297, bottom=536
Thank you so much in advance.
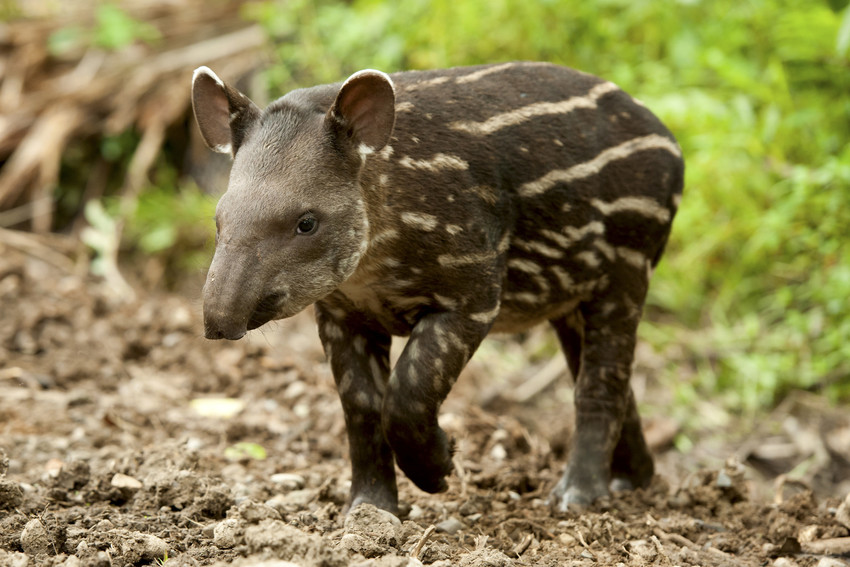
left=191, top=61, right=683, bottom=514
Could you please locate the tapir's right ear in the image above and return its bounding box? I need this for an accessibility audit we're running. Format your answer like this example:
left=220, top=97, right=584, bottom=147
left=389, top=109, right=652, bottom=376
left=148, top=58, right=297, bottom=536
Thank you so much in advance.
left=191, top=66, right=261, bottom=156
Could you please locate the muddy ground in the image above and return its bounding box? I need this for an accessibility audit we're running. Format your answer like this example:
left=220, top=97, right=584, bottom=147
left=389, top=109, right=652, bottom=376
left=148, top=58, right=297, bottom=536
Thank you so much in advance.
left=1, top=236, right=850, bottom=567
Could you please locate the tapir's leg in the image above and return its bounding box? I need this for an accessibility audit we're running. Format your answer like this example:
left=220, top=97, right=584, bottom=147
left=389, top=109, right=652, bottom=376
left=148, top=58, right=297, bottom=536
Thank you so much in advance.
left=609, top=387, right=654, bottom=491
left=382, top=311, right=492, bottom=494
left=550, top=269, right=652, bottom=511
left=550, top=312, right=654, bottom=495
left=315, top=303, right=397, bottom=513
left=550, top=311, right=584, bottom=380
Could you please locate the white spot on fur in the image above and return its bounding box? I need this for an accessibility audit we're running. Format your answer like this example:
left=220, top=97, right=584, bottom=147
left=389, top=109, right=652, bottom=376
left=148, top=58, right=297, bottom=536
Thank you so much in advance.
left=507, top=258, right=542, bottom=274
left=455, top=61, right=548, bottom=84
left=575, top=251, right=601, bottom=268
left=549, top=265, right=574, bottom=289
left=401, top=212, right=439, bottom=231
left=594, top=239, right=617, bottom=262
left=434, top=294, right=458, bottom=310
left=338, top=370, right=353, bottom=393
left=503, top=291, right=542, bottom=303
left=469, top=303, right=501, bottom=324
left=370, top=357, right=386, bottom=395
left=450, top=81, right=619, bottom=135
left=617, top=247, right=647, bottom=269
left=438, top=250, right=498, bottom=267
left=379, top=145, right=394, bottom=160
left=591, top=196, right=671, bottom=223
left=445, top=224, right=463, bottom=235
left=519, top=134, right=683, bottom=197
left=370, top=229, right=399, bottom=247
left=323, top=321, right=344, bottom=341
left=396, top=101, right=415, bottom=112
left=513, top=239, right=564, bottom=259
left=399, top=153, right=469, bottom=172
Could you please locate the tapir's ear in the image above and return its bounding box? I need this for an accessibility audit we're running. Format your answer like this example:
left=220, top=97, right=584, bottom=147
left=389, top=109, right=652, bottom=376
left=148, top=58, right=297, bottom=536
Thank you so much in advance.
left=191, top=66, right=261, bottom=156
left=327, top=70, right=395, bottom=152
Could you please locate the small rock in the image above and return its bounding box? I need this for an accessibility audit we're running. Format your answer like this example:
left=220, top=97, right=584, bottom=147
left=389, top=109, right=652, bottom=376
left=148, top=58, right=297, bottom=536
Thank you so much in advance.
left=128, top=532, right=168, bottom=561
left=408, top=504, right=425, bottom=520
left=214, top=518, right=244, bottom=549
left=60, top=556, right=81, bottom=567
left=0, top=479, right=24, bottom=510
left=797, top=525, right=819, bottom=543
left=0, top=550, right=29, bottom=567
left=21, top=518, right=50, bottom=556
left=280, top=488, right=317, bottom=509
left=435, top=517, right=464, bottom=535
left=816, top=558, right=848, bottom=567
left=338, top=532, right=386, bottom=558
left=238, top=500, right=282, bottom=523
left=458, top=548, right=513, bottom=567
left=716, top=470, right=732, bottom=488
left=270, top=473, right=306, bottom=490
left=836, top=492, right=850, bottom=530
left=773, top=558, right=798, bottom=567
left=627, top=539, right=657, bottom=561
left=110, top=473, right=142, bottom=490
left=344, top=503, right=401, bottom=549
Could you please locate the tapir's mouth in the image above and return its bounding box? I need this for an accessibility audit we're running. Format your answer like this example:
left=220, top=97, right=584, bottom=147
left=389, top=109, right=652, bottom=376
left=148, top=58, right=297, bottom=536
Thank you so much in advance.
left=246, top=292, right=286, bottom=330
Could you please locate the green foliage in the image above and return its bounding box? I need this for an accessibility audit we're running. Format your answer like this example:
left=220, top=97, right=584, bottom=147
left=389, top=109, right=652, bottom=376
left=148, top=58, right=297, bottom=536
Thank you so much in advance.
left=243, top=0, right=850, bottom=410
left=224, top=442, right=268, bottom=461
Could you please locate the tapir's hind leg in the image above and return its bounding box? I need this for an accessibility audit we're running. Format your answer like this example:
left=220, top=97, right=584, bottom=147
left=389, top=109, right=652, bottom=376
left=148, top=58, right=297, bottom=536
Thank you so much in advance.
left=609, top=388, right=654, bottom=491
left=549, top=272, right=653, bottom=510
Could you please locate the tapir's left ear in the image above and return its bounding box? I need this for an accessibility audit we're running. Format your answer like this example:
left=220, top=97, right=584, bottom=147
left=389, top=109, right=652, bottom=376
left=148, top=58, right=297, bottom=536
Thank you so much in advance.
left=327, top=70, right=396, bottom=152
left=191, top=66, right=261, bottom=157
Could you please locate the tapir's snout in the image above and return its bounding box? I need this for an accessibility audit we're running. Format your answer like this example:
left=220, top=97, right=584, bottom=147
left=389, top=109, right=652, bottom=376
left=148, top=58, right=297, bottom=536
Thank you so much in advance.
left=203, top=315, right=246, bottom=341
left=202, top=249, right=258, bottom=341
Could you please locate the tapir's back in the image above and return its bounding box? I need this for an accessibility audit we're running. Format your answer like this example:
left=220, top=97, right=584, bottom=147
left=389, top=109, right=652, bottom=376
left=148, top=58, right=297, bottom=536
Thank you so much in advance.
left=361, top=62, right=683, bottom=333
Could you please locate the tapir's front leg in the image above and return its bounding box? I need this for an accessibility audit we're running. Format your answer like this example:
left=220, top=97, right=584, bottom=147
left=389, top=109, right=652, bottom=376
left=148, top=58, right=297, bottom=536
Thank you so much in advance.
left=382, top=311, right=492, bottom=494
left=315, top=303, right=397, bottom=513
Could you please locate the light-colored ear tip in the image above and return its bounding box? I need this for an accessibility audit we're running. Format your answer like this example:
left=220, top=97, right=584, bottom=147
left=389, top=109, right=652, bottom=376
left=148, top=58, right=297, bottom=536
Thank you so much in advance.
left=344, top=69, right=395, bottom=93
left=193, top=66, right=225, bottom=88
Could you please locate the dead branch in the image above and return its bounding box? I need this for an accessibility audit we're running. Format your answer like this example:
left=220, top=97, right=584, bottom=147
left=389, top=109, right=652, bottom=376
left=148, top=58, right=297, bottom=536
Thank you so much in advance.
left=0, top=0, right=266, bottom=232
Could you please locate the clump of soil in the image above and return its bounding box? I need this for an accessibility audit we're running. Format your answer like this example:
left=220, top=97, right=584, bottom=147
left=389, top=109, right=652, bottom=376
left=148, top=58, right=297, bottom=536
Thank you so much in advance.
left=1, top=240, right=849, bottom=566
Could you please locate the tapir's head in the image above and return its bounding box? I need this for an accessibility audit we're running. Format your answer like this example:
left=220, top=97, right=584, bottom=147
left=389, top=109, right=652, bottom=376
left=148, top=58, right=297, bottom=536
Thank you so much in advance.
left=191, top=67, right=395, bottom=339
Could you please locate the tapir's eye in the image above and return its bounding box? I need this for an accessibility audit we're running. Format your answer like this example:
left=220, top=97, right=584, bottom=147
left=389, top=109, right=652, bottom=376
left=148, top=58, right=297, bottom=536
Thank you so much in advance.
left=296, top=215, right=318, bottom=235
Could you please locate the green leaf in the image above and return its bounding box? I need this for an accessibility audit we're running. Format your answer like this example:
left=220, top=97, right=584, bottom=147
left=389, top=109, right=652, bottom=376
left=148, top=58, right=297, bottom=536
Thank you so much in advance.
left=224, top=442, right=267, bottom=461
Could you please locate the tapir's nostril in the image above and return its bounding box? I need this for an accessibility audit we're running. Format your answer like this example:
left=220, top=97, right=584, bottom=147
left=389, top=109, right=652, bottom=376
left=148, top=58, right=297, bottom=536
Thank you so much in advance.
left=205, top=327, right=224, bottom=340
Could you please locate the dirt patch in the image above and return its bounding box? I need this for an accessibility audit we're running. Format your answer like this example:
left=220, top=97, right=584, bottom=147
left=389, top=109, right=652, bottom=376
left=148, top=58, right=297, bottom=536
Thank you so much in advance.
left=1, top=239, right=849, bottom=566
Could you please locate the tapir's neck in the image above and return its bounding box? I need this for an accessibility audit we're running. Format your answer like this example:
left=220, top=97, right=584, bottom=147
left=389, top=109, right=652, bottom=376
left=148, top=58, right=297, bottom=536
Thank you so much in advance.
left=358, top=153, right=396, bottom=250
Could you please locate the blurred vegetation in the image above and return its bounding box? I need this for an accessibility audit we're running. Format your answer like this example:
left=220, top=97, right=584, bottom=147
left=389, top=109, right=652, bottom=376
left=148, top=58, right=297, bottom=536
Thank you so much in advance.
left=60, top=0, right=849, bottom=411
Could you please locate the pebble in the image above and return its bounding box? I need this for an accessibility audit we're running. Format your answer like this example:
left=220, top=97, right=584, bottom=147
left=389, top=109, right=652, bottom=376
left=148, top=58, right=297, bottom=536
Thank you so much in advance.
left=435, top=517, right=464, bottom=535
left=836, top=492, right=850, bottom=530
left=213, top=518, right=243, bottom=549
left=270, top=473, right=306, bottom=490
left=20, top=518, right=50, bottom=555
left=408, top=504, right=424, bottom=520
left=816, top=559, right=848, bottom=567
left=111, top=473, right=142, bottom=489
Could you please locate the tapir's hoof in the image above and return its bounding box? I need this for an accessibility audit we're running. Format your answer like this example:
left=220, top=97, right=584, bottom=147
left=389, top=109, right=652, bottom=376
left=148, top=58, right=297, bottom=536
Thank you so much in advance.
left=549, top=467, right=609, bottom=513
left=390, top=430, right=455, bottom=494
